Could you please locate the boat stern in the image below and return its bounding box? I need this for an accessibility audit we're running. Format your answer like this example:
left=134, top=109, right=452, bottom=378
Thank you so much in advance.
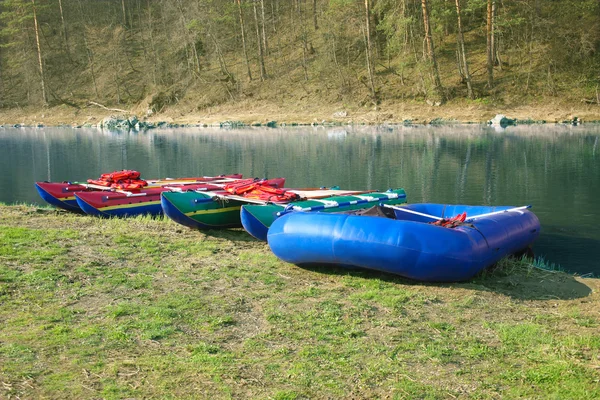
left=161, top=192, right=211, bottom=229
left=35, top=182, right=83, bottom=213
left=240, top=205, right=277, bottom=241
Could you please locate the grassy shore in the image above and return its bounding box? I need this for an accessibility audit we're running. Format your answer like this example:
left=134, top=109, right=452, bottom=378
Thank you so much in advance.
left=0, top=204, right=598, bottom=399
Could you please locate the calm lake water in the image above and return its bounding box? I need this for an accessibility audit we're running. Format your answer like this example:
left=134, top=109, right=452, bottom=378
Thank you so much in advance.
left=1, top=124, right=599, bottom=276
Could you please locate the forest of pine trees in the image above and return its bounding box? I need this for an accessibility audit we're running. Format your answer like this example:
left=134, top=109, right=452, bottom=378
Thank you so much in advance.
left=0, top=0, right=598, bottom=112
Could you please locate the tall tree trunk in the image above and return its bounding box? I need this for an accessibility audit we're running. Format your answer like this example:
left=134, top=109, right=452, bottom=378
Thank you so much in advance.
left=421, top=0, right=443, bottom=97
left=455, top=0, right=473, bottom=99
left=82, top=31, right=99, bottom=98
left=146, top=0, right=158, bottom=85
left=121, top=0, right=128, bottom=27
left=456, top=43, right=464, bottom=82
left=0, top=47, right=4, bottom=106
left=486, top=0, right=494, bottom=89
left=298, top=1, right=309, bottom=81
left=31, top=0, right=47, bottom=105
left=260, top=0, right=268, bottom=55
left=253, top=0, right=267, bottom=80
left=271, top=0, right=278, bottom=33
left=313, top=0, right=318, bottom=30
left=112, top=48, right=122, bottom=103
left=76, top=0, right=99, bottom=97
left=176, top=0, right=200, bottom=77
left=209, top=32, right=233, bottom=82
left=330, top=35, right=347, bottom=89
left=237, top=0, right=253, bottom=81
left=364, top=0, right=376, bottom=102
left=58, top=0, right=70, bottom=57
left=491, top=0, right=497, bottom=66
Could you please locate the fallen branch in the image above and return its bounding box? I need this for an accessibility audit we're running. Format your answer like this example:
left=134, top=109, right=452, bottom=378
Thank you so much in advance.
left=87, top=101, right=129, bottom=113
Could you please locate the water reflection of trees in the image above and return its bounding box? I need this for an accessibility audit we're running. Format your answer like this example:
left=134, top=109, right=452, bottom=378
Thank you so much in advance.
left=2, top=124, right=599, bottom=227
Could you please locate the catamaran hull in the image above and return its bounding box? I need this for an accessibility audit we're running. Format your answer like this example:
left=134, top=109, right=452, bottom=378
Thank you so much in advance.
left=35, top=174, right=243, bottom=213
left=75, top=181, right=245, bottom=218
left=161, top=192, right=247, bottom=229
left=75, top=193, right=163, bottom=217
left=160, top=177, right=287, bottom=229
left=35, top=182, right=90, bottom=213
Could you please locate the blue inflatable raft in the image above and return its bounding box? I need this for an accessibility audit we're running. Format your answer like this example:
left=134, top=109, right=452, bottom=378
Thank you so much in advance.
left=267, top=204, right=541, bottom=282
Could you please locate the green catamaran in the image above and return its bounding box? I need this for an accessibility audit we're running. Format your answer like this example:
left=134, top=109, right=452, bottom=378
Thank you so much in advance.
left=240, top=189, right=407, bottom=241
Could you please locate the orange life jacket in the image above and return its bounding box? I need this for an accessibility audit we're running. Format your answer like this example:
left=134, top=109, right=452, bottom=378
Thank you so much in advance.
left=87, top=179, right=112, bottom=187
left=223, top=178, right=296, bottom=202
left=224, top=178, right=263, bottom=195
left=431, top=212, right=467, bottom=228
left=110, top=179, right=148, bottom=190
left=243, top=184, right=300, bottom=202
left=100, top=170, right=141, bottom=182
left=87, top=170, right=146, bottom=190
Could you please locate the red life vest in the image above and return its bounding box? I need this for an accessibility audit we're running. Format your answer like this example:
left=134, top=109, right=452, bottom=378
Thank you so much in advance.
left=110, top=179, right=148, bottom=190
left=431, top=212, right=467, bottom=228
left=86, top=179, right=112, bottom=187
left=223, top=178, right=298, bottom=203
left=100, top=170, right=141, bottom=181
left=223, top=178, right=262, bottom=195
left=87, top=170, right=148, bottom=190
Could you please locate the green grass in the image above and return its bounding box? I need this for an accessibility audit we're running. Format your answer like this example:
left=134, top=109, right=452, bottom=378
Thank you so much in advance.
left=0, top=204, right=599, bottom=399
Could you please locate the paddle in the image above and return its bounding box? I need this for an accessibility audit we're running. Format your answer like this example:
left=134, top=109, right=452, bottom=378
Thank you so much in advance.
left=85, top=177, right=239, bottom=191
left=276, top=192, right=406, bottom=216
left=168, top=183, right=376, bottom=206
left=206, top=193, right=271, bottom=205
left=85, top=177, right=245, bottom=197
left=146, top=177, right=240, bottom=186
left=464, top=205, right=531, bottom=222
left=196, top=192, right=388, bottom=207
left=167, top=180, right=283, bottom=205
left=382, top=204, right=532, bottom=222
left=170, top=190, right=270, bottom=205
left=287, top=189, right=377, bottom=199
left=62, top=176, right=241, bottom=190
left=381, top=205, right=442, bottom=221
